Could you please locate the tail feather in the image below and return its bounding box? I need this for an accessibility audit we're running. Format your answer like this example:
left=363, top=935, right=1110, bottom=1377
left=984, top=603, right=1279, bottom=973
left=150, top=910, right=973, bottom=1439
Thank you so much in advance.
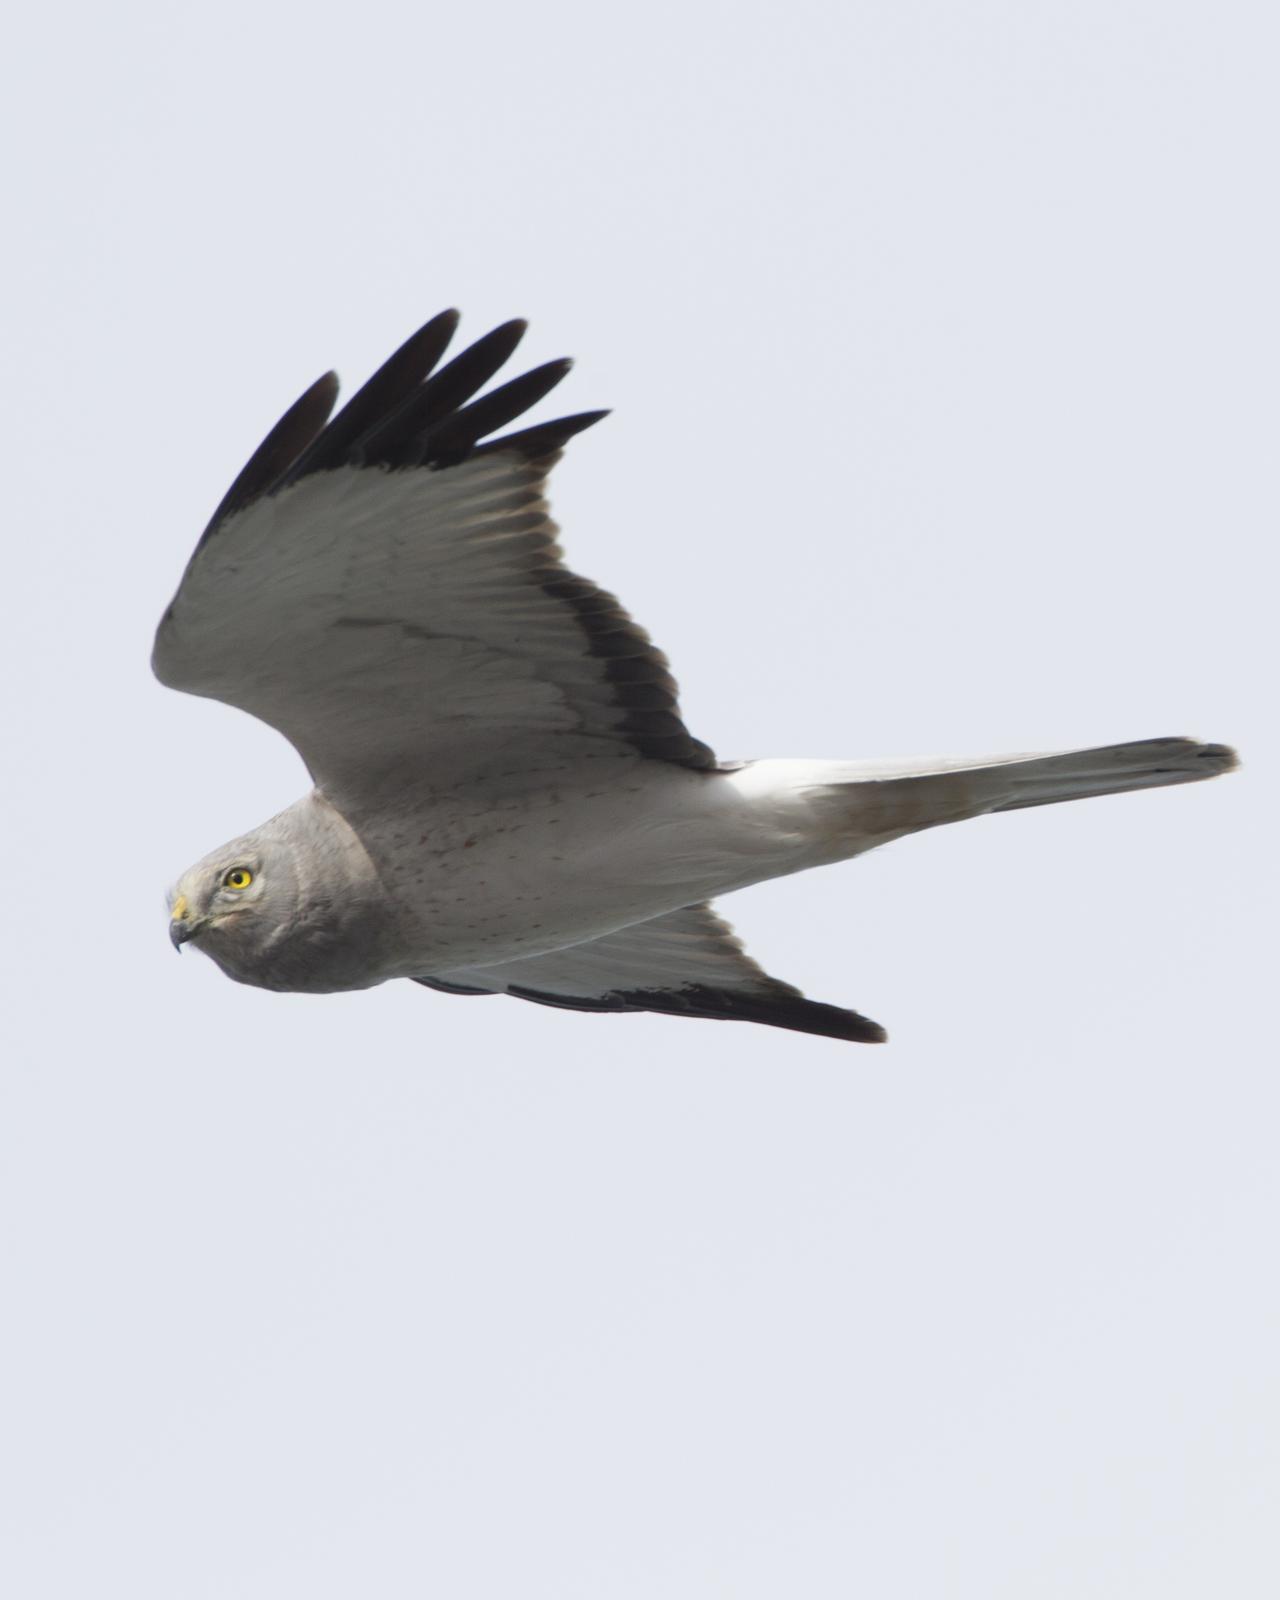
left=975, top=737, right=1239, bottom=811
left=800, top=737, right=1239, bottom=854
left=735, top=738, right=1237, bottom=866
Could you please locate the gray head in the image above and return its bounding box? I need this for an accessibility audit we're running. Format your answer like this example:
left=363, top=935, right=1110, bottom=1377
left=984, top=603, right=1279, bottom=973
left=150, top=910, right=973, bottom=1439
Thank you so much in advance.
left=165, top=794, right=393, bottom=993
left=167, top=822, right=303, bottom=988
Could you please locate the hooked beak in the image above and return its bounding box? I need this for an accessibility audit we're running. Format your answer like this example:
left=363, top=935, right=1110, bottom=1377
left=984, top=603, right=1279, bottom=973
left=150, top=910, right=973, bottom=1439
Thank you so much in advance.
left=169, top=895, right=200, bottom=952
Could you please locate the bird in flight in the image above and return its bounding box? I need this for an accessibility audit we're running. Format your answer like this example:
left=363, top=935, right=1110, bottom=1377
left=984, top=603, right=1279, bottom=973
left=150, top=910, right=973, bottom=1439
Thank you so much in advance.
left=155, top=312, right=1236, bottom=1043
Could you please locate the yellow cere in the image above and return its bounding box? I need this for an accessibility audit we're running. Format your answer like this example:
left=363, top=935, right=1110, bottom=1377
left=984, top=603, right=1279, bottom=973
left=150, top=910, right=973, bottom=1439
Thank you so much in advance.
left=223, top=868, right=254, bottom=890
left=171, top=895, right=189, bottom=922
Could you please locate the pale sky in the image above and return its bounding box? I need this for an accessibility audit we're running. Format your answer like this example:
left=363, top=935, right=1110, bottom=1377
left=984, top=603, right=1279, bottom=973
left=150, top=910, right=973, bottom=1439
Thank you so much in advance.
left=2, top=2, right=1275, bottom=1596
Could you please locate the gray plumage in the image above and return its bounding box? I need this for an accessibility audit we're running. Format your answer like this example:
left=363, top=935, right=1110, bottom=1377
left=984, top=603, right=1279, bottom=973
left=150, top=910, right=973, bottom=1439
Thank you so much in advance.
left=156, top=313, right=1238, bottom=1043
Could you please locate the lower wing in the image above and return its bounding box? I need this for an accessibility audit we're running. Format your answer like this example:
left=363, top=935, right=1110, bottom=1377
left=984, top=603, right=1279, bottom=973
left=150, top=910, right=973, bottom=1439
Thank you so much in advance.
left=414, top=902, right=886, bottom=1044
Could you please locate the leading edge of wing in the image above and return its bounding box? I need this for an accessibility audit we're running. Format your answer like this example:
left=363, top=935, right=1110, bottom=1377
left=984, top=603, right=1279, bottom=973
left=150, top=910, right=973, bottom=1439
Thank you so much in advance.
left=195, top=309, right=610, bottom=547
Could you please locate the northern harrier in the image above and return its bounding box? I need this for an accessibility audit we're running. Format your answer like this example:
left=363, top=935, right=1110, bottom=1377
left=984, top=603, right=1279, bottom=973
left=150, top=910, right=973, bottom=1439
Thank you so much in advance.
left=156, top=313, right=1236, bottom=1042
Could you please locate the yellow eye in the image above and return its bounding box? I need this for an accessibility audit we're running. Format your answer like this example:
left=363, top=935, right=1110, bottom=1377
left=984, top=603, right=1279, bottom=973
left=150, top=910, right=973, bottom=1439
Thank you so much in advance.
left=222, top=867, right=254, bottom=890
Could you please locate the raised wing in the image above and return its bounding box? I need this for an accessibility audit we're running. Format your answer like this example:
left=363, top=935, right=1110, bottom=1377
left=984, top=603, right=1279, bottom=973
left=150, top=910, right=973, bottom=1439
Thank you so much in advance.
left=415, top=903, right=887, bottom=1044
left=153, top=312, right=715, bottom=801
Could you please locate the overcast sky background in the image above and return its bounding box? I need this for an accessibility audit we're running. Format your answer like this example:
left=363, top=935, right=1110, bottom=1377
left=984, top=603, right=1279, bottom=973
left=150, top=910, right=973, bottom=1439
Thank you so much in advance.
left=2, top=2, right=1275, bottom=1595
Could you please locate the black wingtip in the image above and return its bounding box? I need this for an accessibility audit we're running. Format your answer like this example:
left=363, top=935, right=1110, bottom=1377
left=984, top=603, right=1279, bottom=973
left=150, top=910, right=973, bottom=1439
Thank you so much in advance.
left=198, top=369, right=341, bottom=543
left=203, top=314, right=604, bottom=526
left=397, top=308, right=461, bottom=358
left=390, top=309, right=462, bottom=376
left=283, top=312, right=463, bottom=479
left=470, top=407, right=611, bottom=461
left=464, top=318, right=529, bottom=369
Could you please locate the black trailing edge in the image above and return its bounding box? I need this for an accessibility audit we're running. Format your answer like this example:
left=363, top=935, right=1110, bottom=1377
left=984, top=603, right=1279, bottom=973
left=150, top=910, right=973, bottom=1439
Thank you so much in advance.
left=413, top=976, right=887, bottom=1044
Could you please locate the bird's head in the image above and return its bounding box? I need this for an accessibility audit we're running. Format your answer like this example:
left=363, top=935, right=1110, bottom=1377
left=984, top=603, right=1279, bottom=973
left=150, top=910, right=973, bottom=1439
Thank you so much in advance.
left=166, top=829, right=300, bottom=985
left=164, top=796, right=390, bottom=992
